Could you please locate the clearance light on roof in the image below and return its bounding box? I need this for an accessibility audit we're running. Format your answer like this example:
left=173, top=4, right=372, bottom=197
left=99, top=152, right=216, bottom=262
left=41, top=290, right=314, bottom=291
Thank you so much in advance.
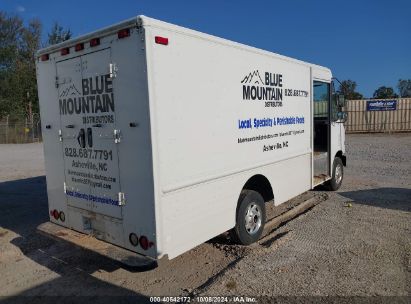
left=155, top=36, right=168, bottom=45
left=75, top=43, right=84, bottom=52
left=61, top=47, right=70, bottom=56
left=118, top=28, right=130, bottom=39
left=40, top=54, right=49, bottom=61
left=90, top=38, right=100, bottom=47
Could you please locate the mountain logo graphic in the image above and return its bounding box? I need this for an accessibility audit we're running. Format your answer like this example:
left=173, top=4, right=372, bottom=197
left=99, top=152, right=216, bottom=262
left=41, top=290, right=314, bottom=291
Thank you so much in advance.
left=241, top=70, right=265, bottom=85
left=59, top=83, right=81, bottom=98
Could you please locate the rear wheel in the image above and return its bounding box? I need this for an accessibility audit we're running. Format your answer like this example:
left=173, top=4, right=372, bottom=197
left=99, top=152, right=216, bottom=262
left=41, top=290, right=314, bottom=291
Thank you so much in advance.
left=230, top=190, right=266, bottom=245
left=327, top=157, right=344, bottom=191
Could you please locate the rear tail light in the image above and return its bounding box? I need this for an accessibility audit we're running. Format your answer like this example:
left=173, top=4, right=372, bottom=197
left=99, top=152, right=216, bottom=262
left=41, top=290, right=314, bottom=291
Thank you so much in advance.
left=52, top=209, right=59, bottom=220
left=50, top=209, right=65, bottom=222
left=139, top=236, right=154, bottom=250
left=155, top=36, right=169, bottom=45
left=118, top=28, right=130, bottom=39
left=40, top=54, right=49, bottom=61
left=75, top=43, right=84, bottom=52
left=60, top=47, right=70, bottom=56
left=129, top=233, right=139, bottom=246
left=90, top=38, right=100, bottom=47
left=139, top=236, right=149, bottom=250
left=59, top=211, right=66, bottom=222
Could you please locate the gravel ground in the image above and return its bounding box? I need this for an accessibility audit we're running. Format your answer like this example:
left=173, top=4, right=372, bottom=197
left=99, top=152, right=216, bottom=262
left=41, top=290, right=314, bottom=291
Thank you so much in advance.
left=0, top=134, right=410, bottom=303
left=198, top=134, right=411, bottom=298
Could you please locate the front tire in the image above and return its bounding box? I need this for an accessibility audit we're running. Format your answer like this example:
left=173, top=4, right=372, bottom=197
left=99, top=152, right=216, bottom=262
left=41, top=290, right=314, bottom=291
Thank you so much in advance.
left=327, top=157, right=344, bottom=191
left=230, top=190, right=266, bottom=245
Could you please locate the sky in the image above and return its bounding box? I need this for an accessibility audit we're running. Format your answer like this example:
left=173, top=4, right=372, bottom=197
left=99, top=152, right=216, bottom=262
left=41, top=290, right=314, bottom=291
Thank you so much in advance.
left=1, top=0, right=410, bottom=98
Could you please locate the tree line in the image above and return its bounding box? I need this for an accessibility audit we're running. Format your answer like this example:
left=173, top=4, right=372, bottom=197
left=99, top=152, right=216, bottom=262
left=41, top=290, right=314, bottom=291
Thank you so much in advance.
left=0, top=11, right=71, bottom=120
left=1, top=10, right=410, bottom=120
left=339, top=79, right=411, bottom=100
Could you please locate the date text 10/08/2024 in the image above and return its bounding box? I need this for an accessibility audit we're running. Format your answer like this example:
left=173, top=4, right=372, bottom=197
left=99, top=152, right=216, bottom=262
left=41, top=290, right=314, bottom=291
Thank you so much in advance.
left=150, top=296, right=257, bottom=303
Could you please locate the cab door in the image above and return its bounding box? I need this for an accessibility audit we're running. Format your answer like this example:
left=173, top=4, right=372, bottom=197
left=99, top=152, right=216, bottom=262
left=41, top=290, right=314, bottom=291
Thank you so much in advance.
left=313, top=80, right=331, bottom=184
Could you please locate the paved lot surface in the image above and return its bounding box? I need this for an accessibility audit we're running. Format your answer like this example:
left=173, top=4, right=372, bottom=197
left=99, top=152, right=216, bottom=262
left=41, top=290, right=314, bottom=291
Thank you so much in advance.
left=0, top=134, right=410, bottom=302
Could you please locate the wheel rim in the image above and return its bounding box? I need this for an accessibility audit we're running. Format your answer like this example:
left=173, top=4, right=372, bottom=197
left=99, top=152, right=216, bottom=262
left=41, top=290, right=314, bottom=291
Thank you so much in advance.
left=244, top=203, right=262, bottom=235
left=335, top=164, right=343, bottom=184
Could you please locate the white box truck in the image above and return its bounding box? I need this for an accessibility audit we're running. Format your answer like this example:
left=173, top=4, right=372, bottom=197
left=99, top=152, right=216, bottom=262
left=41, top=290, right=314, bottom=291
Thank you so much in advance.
left=36, top=16, right=347, bottom=260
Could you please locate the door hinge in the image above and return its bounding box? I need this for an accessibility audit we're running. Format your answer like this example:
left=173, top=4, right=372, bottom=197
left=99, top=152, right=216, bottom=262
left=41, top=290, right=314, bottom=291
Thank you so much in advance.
left=59, top=129, right=63, bottom=141
left=114, top=129, right=121, bottom=143
left=118, top=192, right=126, bottom=206
left=55, top=76, right=59, bottom=88
left=109, top=63, right=118, bottom=78
left=63, top=182, right=67, bottom=194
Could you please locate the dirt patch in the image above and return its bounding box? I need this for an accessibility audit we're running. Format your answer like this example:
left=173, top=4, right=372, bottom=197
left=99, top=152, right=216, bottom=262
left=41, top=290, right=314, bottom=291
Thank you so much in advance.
left=55, top=231, right=68, bottom=237
left=0, top=230, right=9, bottom=237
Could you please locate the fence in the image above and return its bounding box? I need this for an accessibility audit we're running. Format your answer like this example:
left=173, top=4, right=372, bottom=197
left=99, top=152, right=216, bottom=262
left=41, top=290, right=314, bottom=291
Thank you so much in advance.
left=0, top=114, right=42, bottom=144
left=344, top=98, right=411, bottom=133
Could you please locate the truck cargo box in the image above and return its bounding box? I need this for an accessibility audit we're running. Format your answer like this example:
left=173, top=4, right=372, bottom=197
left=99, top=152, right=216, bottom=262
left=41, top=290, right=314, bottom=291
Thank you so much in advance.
left=36, top=16, right=346, bottom=260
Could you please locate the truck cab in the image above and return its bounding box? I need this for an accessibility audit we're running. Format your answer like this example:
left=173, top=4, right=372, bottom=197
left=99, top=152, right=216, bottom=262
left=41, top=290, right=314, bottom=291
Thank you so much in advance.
left=312, top=70, right=347, bottom=190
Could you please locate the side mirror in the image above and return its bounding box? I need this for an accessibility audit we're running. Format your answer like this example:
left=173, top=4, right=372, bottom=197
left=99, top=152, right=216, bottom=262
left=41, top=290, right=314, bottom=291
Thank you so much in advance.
left=337, top=94, right=346, bottom=108
left=336, top=111, right=348, bottom=123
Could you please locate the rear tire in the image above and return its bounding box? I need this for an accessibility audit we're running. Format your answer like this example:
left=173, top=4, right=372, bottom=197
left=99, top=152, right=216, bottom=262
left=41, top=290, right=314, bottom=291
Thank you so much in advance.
left=230, top=190, right=266, bottom=245
left=327, top=157, right=344, bottom=191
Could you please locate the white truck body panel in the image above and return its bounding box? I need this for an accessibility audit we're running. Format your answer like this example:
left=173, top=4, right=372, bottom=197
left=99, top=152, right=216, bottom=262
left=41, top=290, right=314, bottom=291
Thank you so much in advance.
left=36, top=16, right=344, bottom=259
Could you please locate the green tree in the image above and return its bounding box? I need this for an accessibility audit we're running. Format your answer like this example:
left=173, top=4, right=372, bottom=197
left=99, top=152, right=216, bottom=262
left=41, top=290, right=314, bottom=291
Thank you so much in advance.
left=47, top=22, right=71, bottom=45
left=0, top=12, right=41, bottom=117
left=397, top=79, right=411, bottom=98
left=373, top=86, right=398, bottom=99
left=0, top=12, right=22, bottom=71
left=338, top=80, right=363, bottom=100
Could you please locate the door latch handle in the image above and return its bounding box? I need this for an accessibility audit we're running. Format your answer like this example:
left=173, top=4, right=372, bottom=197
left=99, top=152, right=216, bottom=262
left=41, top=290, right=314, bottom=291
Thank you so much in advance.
left=65, top=124, right=75, bottom=128
left=77, top=128, right=86, bottom=148
left=87, top=128, right=93, bottom=148
left=114, top=129, right=121, bottom=143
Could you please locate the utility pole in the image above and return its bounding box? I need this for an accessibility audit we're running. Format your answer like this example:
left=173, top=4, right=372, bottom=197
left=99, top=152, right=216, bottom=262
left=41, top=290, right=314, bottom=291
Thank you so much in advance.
left=6, top=115, right=9, bottom=144
left=27, top=92, right=33, bottom=124
left=27, top=92, right=33, bottom=143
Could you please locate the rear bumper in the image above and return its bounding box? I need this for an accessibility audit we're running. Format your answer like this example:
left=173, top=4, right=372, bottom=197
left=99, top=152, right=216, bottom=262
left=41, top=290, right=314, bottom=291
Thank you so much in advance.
left=37, top=221, right=156, bottom=269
